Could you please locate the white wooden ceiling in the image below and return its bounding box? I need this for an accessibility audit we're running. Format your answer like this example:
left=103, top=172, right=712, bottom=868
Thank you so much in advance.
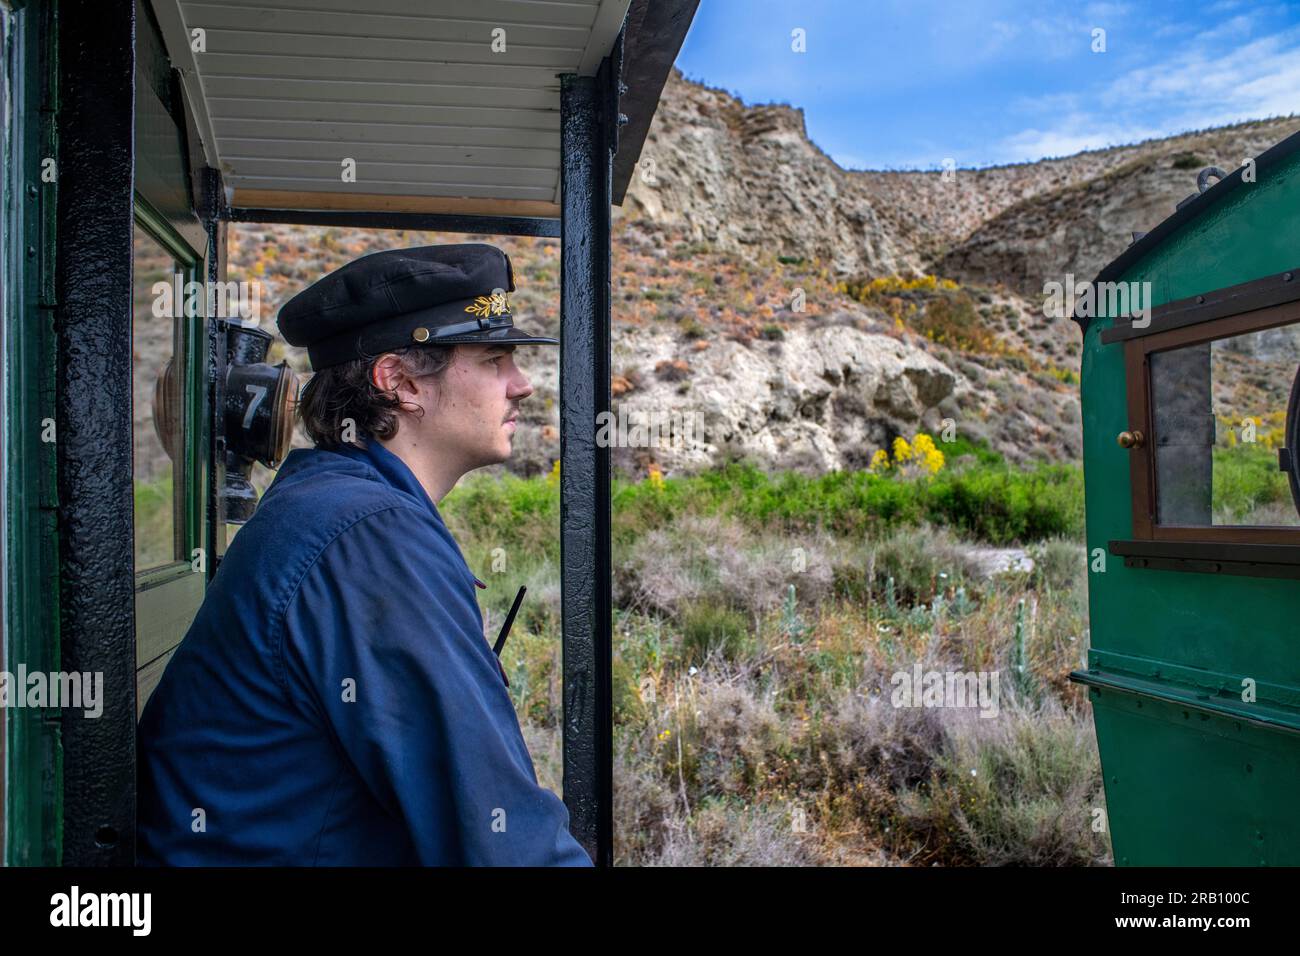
left=150, top=0, right=632, bottom=218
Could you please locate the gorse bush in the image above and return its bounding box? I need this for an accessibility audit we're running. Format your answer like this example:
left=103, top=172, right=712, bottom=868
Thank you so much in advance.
left=915, top=291, right=997, bottom=352
left=870, top=432, right=945, bottom=476
left=839, top=274, right=997, bottom=353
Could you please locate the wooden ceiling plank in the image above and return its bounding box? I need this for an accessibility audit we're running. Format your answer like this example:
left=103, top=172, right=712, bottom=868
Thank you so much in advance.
left=222, top=158, right=557, bottom=188
left=206, top=97, right=559, bottom=131
left=202, top=76, right=560, bottom=112
left=181, top=5, right=592, bottom=47
left=212, top=117, right=562, bottom=149
left=229, top=186, right=561, bottom=217
left=183, top=0, right=600, bottom=29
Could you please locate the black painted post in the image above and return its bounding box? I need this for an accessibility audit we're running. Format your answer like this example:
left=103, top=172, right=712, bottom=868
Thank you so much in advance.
left=559, top=42, right=621, bottom=866
left=200, top=168, right=228, bottom=572
left=54, top=0, right=138, bottom=865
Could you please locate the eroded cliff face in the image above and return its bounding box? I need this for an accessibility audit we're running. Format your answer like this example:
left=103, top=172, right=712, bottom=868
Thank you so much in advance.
left=507, top=317, right=960, bottom=477
left=503, top=297, right=1082, bottom=479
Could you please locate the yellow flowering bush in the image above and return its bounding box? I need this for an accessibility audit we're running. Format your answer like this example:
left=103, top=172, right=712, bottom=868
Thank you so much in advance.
left=1220, top=412, right=1286, bottom=450
left=870, top=432, right=945, bottom=477
left=846, top=274, right=959, bottom=297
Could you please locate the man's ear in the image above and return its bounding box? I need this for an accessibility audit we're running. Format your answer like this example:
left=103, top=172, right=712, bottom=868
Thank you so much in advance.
left=371, top=353, right=415, bottom=396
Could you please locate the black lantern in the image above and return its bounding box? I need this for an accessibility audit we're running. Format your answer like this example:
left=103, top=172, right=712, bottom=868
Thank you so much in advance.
left=222, top=325, right=296, bottom=524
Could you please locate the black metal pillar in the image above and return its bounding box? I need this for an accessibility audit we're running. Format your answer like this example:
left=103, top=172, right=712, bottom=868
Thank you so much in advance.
left=199, top=168, right=229, bottom=573
left=54, top=0, right=137, bottom=865
left=559, top=40, right=622, bottom=866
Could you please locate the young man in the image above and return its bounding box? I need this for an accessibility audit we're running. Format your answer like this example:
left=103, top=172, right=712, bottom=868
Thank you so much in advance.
left=136, top=243, right=591, bottom=866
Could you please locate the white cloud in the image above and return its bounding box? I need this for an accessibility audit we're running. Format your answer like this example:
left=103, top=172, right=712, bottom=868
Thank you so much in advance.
left=993, top=25, right=1300, bottom=162
left=998, top=116, right=1165, bottom=161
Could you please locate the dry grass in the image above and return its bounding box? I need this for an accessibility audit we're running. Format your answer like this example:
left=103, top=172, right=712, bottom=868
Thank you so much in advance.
left=494, top=504, right=1110, bottom=866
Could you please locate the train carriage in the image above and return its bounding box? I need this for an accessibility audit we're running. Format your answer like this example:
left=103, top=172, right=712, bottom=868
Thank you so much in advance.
left=1070, top=131, right=1300, bottom=865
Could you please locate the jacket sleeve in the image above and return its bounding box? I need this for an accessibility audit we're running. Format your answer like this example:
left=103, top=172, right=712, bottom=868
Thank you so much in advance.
left=278, top=504, right=592, bottom=867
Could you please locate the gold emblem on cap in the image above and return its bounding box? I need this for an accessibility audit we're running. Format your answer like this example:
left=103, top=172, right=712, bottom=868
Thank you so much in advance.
left=412, top=326, right=430, bottom=342
left=465, top=291, right=510, bottom=319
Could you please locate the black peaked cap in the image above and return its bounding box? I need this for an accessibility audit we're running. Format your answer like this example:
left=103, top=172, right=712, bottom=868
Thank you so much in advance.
left=277, top=243, right=558, bottom=370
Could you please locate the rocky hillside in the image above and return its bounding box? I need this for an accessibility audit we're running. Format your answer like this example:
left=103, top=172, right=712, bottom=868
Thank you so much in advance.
left=225, top=69, right=1296, bottom=483
left=938, top=118, right=1300, bottom=295
left=624, top=68, right=1297, bottom=285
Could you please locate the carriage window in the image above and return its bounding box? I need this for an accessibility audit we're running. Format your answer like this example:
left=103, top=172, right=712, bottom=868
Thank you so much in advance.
left=132, top=225, right=187, bottom=571
left=1151, top=323, right=1300, bottom=527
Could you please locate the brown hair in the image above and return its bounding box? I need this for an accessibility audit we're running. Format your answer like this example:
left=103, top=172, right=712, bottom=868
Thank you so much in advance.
left=295, top=344, right=457, bottom=447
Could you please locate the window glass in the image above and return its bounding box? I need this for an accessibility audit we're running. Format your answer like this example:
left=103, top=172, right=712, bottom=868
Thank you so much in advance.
left=132, top=225, right=186, bottom=570
left=1151, top=323, right=1300, bottom=527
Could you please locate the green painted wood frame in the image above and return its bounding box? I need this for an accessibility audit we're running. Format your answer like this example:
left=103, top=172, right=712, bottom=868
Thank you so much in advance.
left=132, top=193, right=209, bottom=715
left=131, top=0, right=211, bottom=718
left=3, top=0, right=61, bottom=867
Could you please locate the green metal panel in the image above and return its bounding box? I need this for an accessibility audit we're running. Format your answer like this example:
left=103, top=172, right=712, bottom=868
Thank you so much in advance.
left=2, top=0, right=62, bottom=866
left=1078, top=146, right=1300, bottom=865
left=1088, top=687, right=1300, bottom=865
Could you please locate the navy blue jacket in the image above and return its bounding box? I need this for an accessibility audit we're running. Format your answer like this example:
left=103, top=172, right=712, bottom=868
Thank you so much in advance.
left=136, top=438, right=591, bottom=867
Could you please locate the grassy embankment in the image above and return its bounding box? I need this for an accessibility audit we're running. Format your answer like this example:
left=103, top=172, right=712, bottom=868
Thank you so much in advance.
left=442, top=439, right=1109, bottom=866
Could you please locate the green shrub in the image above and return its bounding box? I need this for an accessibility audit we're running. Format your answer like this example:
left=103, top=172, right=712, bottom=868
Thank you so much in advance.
left=916, top=291, right=996, bottom=352
left=679, top=599, right=752, bottom=664
left=896, top=703, right=1111, bottom=866
left=678, top=315, right=707, bottom=339
left=1212, top=445, right=1293, bottom=522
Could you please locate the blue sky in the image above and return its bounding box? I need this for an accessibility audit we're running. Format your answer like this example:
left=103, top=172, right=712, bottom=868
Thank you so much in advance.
left=674, top=0, right=1300, bottom=170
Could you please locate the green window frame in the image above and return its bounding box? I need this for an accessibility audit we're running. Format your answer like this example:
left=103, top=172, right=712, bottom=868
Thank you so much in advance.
left=132, top=194, right=208, bottom=716
left=3, top=0, right=60, bottom=867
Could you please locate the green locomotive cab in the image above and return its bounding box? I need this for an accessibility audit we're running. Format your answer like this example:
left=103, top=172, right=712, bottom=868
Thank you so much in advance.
left=1070, top=131, right=1300, bottom=865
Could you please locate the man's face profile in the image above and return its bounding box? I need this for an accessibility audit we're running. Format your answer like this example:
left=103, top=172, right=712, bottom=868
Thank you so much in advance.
left=372, top=343, right=535, bottom=472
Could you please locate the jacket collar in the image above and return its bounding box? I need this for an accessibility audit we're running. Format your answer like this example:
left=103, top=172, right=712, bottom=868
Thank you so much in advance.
left=326, top=439, right=489, bottom=591
left=330, top=438, right=440, bottom=522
